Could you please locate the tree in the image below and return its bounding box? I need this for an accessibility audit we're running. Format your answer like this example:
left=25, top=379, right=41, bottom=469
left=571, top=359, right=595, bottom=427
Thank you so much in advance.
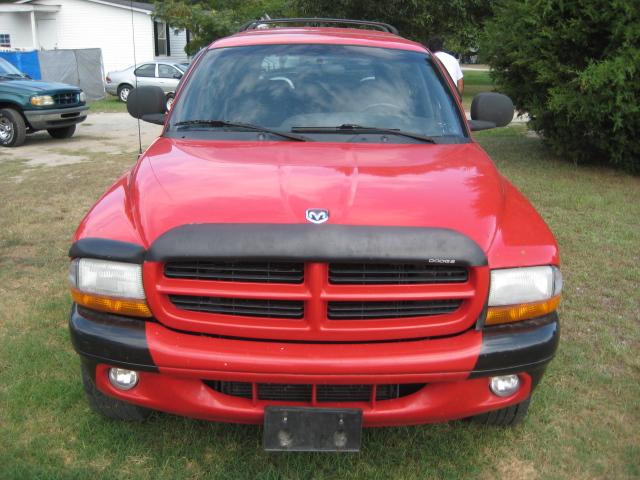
left=153, top=0, right=292, bottom=54
left=290, top=0, right=493, bottom=52
left=482, top=0, right=640, bottom=173
left=154, top=0, right=493, bottom=55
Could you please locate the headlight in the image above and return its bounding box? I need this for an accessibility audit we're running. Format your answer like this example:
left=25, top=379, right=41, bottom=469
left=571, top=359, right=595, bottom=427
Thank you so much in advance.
left=30, top=95, right=55, bottom=106
left=486, top=266, right=562, bottom=325
left=69, top=258, right=151, bottom=317
left=79, top=91, right=86, bottom=103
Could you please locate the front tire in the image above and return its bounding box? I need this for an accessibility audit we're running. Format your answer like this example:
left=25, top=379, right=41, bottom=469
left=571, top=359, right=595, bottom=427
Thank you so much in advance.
left=47, top=125, right=76, bottom=139
left=470, top=397, right=531, bottom=426
left=81, top=364, right=152, bottom=421
left=118, top=84, right=133, bottom=102
left=0, top=108, right=27, bottom=147
left=166, top=93, right=175, bottom=111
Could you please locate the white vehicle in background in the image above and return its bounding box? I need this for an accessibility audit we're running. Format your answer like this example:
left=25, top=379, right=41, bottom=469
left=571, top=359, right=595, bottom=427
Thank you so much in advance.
left=105, top=61, right=186, bottom=110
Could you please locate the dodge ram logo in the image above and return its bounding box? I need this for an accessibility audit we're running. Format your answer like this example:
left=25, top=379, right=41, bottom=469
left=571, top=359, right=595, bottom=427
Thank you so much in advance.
left=305, top=208, right=329, bottom=224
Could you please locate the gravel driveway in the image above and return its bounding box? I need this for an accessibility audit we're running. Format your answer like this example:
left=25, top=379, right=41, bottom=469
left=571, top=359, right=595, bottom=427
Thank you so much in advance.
left=0, top=112, right=162, bottom=167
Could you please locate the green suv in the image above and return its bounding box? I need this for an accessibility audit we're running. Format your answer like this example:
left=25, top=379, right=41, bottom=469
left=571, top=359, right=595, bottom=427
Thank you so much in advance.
left=0, top=57, right=88, bottom=147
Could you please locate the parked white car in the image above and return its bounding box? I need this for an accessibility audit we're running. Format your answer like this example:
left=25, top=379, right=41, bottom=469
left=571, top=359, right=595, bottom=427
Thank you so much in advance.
left=105, top=61, right=186, bottom=110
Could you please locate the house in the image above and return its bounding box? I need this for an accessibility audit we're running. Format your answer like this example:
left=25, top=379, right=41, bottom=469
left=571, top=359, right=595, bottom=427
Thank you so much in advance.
left=0, top=0, right=189, bottom=74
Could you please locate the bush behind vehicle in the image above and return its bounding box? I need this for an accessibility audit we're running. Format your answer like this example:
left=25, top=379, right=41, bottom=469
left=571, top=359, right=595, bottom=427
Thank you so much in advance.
left=482, top=0, right=640, bottom=174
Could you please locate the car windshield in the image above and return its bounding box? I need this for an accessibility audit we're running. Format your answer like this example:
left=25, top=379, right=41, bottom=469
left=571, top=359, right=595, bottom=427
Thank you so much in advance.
left=168, top=44, right=466, bottom=143
left=0, top=57, right=25, bottom=76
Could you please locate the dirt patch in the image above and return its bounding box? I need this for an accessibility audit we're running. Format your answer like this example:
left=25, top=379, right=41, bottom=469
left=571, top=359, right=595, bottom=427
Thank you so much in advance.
left=0, top=112, right=162, bottom=167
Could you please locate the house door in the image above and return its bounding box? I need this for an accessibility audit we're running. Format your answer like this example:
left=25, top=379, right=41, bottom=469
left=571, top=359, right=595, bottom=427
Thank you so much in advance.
left=36, top=18, right=58, bottom=50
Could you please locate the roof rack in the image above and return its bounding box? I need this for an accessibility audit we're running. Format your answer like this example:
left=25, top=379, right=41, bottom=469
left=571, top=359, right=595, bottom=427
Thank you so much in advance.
left=238, top=18, right=399, bottom=35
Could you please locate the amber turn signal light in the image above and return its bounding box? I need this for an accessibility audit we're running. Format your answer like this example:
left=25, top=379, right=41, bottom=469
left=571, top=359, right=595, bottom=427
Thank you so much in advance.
left=485, top=295, right=561, bottom=326
left=71, top=288, right=152, bottom=318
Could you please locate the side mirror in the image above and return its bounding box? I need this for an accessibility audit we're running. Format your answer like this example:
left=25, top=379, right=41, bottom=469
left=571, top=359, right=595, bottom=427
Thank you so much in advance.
left=127, top=86, right=166, bottom=125
left=469, top=92, right=514, bottom=131
left=173, top=73, right=183, bottom=80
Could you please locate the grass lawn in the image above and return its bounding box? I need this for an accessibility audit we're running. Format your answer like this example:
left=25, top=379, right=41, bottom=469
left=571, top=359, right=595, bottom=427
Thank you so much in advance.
left=88, top=94, right=127, bottom=113
left=1, top=103, right=639, bottom=478
left=462, top=70, right=498, bottom=111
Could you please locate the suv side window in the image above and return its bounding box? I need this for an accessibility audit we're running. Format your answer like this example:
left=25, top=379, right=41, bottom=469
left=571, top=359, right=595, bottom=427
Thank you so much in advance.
left=158, top=64, right=181, bottom=79
left=135, top=64, right=156, bottom=78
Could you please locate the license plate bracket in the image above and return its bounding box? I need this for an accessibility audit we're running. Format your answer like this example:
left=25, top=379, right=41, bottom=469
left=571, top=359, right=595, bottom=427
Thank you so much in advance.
left=263, top=406, right=362, bottom=452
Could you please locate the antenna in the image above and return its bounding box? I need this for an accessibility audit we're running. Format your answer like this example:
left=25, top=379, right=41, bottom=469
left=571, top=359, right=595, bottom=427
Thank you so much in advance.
left=130, top=0, right=142, bottom=156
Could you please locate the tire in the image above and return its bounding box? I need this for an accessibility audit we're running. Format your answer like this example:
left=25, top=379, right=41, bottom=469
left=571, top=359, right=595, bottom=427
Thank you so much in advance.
left=166, top=93, right=175, bottom=111
left=47, top=124, right=76, bottom=139
left=470, top=397, right=531, bottom=426
left=117, top=84, right=133, bottom=102
left=0, top=108, right=27, bottom=147
left=81, top=364, right=152, bottom=421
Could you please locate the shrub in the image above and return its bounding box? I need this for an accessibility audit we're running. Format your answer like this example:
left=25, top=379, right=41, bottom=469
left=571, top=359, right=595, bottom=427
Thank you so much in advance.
left=482, top=0, right=640, bottom=173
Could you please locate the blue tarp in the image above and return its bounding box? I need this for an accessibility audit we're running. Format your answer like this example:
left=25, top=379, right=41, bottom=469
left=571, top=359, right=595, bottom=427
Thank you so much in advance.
left=0, top=51, right=41, bottom=79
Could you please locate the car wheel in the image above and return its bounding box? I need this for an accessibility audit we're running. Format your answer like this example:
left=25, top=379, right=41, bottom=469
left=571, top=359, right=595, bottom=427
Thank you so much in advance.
left=47, top=125, right=76, bottom=139
left=166, top=94, right=175, bottom=111
left=81, top=364, right=152, bottom=421
left=0, top=108, right=27, bottom=147
left=118, top=84, right=133, bottom=102
left=469, top=396, right=531, bottom=426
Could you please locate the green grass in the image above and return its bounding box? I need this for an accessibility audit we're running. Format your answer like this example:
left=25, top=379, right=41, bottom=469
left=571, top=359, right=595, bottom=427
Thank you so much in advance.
left=462, top=70, right=497, bottom=110
left=88, top=95, right=127, bottom=113
left=1, top=127, right=639, bottom=479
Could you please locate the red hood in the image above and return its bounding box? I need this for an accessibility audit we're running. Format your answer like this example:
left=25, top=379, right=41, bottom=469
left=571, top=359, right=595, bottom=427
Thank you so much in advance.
left=130, top=137, right=504, bottom=251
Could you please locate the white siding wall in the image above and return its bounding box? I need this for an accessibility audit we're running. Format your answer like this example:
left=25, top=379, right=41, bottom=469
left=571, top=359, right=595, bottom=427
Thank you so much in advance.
left=33, top=0, right=155, bottom=74
left=0, top=13, right=35, bottom=50
left=169, top=27, right=188, bottom=61
left=154, top=27, right=189, bottom=63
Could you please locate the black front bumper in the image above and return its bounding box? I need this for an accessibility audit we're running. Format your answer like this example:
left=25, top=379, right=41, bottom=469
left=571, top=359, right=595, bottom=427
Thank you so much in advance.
left=24, top=105, right=89, bottom=130
left=470, top=314, right=559, bottom=378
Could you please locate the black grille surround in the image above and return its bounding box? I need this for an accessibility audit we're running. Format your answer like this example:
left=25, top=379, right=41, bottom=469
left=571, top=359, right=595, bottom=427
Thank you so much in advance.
left=165, top=260, right=304, bottom=284
left=205, top=381, right=425, bottom=402
left=54, top=92, right=80, bottom=105
left=169, top=295, right=304, bottom=319
left=329, top=262, right=468, bottom=284
left=328, top=300, right=462, bottom=320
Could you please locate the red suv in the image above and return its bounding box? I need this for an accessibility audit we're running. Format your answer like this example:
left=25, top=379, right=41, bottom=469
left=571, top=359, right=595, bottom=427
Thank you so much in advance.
left=69, top=19, right=561, bottom=451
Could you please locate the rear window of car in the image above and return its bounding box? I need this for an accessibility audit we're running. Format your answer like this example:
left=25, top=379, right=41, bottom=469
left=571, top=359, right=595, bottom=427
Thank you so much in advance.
left=169, top=44, right=466, bottom=142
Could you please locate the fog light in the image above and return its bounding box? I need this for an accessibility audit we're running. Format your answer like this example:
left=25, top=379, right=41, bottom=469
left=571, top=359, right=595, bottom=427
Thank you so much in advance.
left=108, top=368, right=139, bottom=390
left=489, top=375, right=520, bottom=397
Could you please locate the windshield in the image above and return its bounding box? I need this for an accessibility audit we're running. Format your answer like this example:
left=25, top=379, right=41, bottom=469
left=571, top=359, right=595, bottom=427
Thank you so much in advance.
left=168, top=44, right=466, bottom=143
left=0, top=58, right=25, bottom=76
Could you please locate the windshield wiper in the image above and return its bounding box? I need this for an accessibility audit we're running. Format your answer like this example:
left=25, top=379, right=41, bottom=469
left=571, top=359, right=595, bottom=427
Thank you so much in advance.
left=174, top=119, right=311, bottom=142
left=291, top=124, right=437, bottom=144
left=0, top=73, right=26, bottom=79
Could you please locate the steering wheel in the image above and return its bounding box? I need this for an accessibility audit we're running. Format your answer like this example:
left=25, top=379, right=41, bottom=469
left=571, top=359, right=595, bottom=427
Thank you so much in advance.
left=361, top=103, right=406, bottom=114
left=269, top=77, right=295, bottom=90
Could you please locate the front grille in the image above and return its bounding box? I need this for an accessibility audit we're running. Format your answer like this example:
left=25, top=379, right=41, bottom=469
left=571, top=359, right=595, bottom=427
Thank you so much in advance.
left=328, top=299, right=462, bottom=320
left=165, top=260, right=304, bottom=284
left=329, top=262, right=468, bottom=284
left=260, top=383, right=312, bottom=401
left=153, top=255, right=484, bottom=341
left=205, top=381, right=425, bottom=402
left=53, top=92, right=79, bottom=105
left=169, top=295, right=304, bottom=319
